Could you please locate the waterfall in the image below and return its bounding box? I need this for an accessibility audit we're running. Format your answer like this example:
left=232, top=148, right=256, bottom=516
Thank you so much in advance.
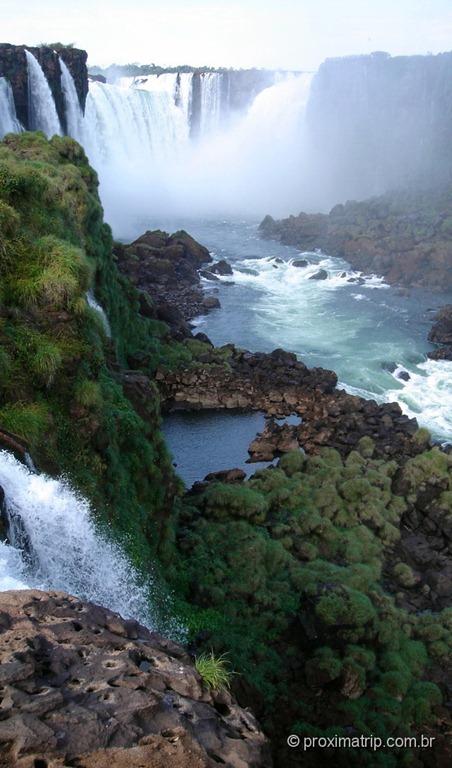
left=0, top=449, right=156, bottom=627
left=59, top=56, right=84, bottom=140
left=199, top=73, right=222, bottom=135
left=0, top=77, right=23, bottom=138
left=2, top=57, right=314, bottom=224
left=25, top=49, right=62, bottom=137
left=86, top=290, right=111, bottom=338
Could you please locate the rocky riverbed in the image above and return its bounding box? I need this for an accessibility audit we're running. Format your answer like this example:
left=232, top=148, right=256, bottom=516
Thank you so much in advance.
left=259, top=185, right=452, bottom=291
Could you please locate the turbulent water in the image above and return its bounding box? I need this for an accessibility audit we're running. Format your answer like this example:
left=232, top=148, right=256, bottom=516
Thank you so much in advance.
left=0, top=450, right=158, bottom=626
left=149, top=218, right=452, bottom=444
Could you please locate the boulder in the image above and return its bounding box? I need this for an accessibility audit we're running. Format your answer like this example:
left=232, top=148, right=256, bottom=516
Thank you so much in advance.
left=309, top=269, right=328, bottom=280
left=292, top=259, right=308, bottom=268
left=210, top=260, right=233, bottom=276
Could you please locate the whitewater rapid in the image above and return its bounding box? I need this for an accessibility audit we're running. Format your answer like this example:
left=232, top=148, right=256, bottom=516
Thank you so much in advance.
left=0, top=450, right=157, bottom=626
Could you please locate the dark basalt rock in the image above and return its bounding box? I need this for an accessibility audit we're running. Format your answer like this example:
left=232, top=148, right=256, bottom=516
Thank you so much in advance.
left=309, top=269, right=328, bottom=280
left=0, top=43, right=88, bottom=131
left=428, top=305, right=452, bottom=359
left=0, top=590, right=271, bottom=768
left=158, top=343, right=420, bottom=460
left=292, top=258, right=308, bottom=268
left=114, top=230, right=212, bottom=338
left=210, top=259, right=233, bottom=275
left=260, top=185, right=452, bottom=291
left=428, top=305, right=452, bottom=345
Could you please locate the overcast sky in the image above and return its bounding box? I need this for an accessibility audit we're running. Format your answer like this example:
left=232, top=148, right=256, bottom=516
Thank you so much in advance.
left=2, top=0, right=452, bottom=70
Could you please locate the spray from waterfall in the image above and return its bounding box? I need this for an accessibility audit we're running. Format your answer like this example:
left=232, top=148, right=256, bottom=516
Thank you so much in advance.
left=0, top=449, right=157, bottom=628
left=25, top=50, right=62, bottom=137
left=0, top=77, right=23, bottom=138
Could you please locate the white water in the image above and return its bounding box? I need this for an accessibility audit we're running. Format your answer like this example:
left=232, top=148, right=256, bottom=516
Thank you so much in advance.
left=59, top=56, right=84, bottom=139
left=86, top=290, right=112, bottom=338
left=73, top=72, right=313, bottom=228
left=199, top=72, right=222, bottom=135
left=0, top=77, right=23, bottom=138
left=0, top=450, right=156, bottom=626
left=25, top=50, right=62, bottom=137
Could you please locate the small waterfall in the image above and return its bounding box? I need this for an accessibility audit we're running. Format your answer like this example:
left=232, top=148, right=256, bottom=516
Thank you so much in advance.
left=25, top=49, right=62, bottom=137
left=86, top=290, right=111, bottom=338
left=0, top=77, right=23, bottom=138
left=59, top=56, right=84, bottom=140
left=0, top=449, right=156, bottom=627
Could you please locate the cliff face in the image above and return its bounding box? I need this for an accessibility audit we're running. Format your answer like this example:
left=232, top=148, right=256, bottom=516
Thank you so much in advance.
left=0, top=44, right=88, bottom=131
left=305, top=51, right=452, bottom=208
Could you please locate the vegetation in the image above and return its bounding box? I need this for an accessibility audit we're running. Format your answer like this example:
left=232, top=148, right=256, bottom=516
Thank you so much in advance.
left=0, top=132, right=179, bottom=566
left=1, top=131, right=450, bottom=767
left=166, top=443, right=452, bottom=766
left=195, top=651, right=232, bottom=691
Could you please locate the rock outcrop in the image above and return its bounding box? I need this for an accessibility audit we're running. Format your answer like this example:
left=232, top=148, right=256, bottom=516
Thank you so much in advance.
left=158, top=346, right=420, bottom=459
left=260, top=184, right=452, bottom=290
left=114, top=230, right=215, bottom=338
left=428, top=305, right=452, bottom=360
left=0, top=44, right=88, bottom=131
left=0, top=589, right=271, bottom=768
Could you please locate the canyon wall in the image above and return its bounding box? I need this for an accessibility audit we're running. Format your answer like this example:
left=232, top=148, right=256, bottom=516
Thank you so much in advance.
left=0, top=44, right=88, bottom=130
left=305, top=51, right=452, bottom=208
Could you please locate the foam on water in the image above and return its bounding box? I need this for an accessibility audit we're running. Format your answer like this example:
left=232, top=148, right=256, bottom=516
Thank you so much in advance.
left=387, top=360, right=452, bottom=440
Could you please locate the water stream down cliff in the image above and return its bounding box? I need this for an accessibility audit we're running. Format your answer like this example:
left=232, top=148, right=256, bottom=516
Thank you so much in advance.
left=0, top=449, right=157, bottom=627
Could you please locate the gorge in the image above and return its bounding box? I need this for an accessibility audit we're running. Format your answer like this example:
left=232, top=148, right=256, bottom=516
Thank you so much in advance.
left=0, top=41, right=451, bottom=768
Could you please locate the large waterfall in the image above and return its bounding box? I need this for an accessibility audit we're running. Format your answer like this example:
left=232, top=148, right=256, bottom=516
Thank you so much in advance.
left=0, top=57, right=313, bottom=228
left=25, top=50, right=62, bottom=137
left=0, top=449, right=156, bottom=627
left=0, top=77, right=23, bottom=138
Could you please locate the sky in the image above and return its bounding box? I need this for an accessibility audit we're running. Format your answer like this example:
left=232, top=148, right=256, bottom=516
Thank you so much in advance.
left=1, top=0, right=452, bottom=70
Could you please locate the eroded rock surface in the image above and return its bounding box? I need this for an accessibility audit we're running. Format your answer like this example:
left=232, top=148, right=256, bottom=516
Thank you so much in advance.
left=158, top=346, right=420, bottom=459
left=0, top=590, right=271, bottom=768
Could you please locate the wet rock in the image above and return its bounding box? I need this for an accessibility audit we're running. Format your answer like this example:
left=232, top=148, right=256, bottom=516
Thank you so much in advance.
left=397, top=370, right=411, bottom=381
left=202, top=296, right=221, bottom=310
left=199, top=270, right=220, bottom=281
left=204, top=468, right=247, bottom=483
left=0, top=590, right=272, bottom=768
left=429, top=305, right=452, bottom=345
left=210, top=260, right=233, bottom=276
left=428, top=347, right=452, bottom=361
left=292, top=259, right=308, bottom=268
left=309, top=269, right=328, bottom=280
left=158, top=343, right=419, bottom=460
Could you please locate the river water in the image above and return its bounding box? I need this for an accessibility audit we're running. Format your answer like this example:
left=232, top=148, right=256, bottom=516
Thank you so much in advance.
left=133, top=217, right=452, bottom=465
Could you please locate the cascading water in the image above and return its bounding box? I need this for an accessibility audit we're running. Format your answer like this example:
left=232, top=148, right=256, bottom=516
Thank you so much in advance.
left=59, top=56, right=84, bottom=140
left=86, top=290, right=112, bottom=338
left=199, top=72, right=222, bottom=135
left=0, top=77, right=23, bottom=138
left=25, top=50, right=62, bottom=137
left=0, top=449, right=157, bottom=627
